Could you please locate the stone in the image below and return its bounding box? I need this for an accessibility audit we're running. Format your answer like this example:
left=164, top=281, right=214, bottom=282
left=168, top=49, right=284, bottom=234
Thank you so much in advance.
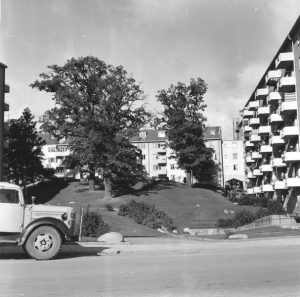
left=183, top=227, right=191, bottom=233
left=228, top=234, right=248, bottom=240
left=97, top=232, right=124, bottom=243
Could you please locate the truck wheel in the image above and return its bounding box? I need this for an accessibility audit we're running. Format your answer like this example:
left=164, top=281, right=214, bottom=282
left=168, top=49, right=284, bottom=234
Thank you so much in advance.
left=24, top=226, right=61, bottom=260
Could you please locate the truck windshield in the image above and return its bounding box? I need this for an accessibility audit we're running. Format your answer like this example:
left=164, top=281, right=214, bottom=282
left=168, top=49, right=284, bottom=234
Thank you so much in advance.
left=0, top=189, right=19, bottom=204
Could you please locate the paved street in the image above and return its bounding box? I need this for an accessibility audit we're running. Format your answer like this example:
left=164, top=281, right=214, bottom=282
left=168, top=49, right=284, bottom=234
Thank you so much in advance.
left=1, top=237, right=300, bottom=297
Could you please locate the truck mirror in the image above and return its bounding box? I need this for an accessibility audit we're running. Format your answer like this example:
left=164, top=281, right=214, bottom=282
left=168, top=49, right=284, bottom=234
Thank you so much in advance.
left=31, top=196, right=36, bottom=204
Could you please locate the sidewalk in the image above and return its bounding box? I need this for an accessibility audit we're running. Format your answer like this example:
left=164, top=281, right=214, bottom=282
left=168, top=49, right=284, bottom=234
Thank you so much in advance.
left=1, top=235, right=300, bottom=259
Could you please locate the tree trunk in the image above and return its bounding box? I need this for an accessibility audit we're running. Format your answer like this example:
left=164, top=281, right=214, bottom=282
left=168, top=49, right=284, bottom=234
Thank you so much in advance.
left=88, top=169, right=96, bottom=191
left=186, top=172, right=192, bottom=187
left=104, top=177, right=113, bottom=200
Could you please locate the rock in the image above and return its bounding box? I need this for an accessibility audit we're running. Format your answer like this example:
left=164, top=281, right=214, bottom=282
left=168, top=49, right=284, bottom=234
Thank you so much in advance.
left=172, top=230, right=178, bottom=234
left=97, top=232, right=124, bottom=243
left=183, top=227, right=191, bottom=233
left=228, top=234, right=248, bottom=240
left=224, top=209, right=229, bottom=214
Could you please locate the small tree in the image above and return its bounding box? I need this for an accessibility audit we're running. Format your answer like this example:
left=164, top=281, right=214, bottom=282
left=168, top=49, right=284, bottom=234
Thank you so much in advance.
left=157, top=78, right=217, bottom=186
left=31, top=56, right=150, bottom=199
left=5, top=108, right=45, bottom=185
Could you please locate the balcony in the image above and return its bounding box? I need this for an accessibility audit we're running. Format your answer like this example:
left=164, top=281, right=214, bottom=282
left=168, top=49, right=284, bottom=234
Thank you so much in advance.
left=243, top=110, right=255, bottom=118
left=261, top=184, right=274, bottom=192
left=257, top=106, right=270, bottom=116
left=245, top=156, right=255, bottom=164
left=245, top=141, right=254, bottom=148
left=275, top=52, right=294, bottom=69
left=247, top=172, right=255, bottom=179
left=270, top=135, right=285, bottom=146
left=269, top=113, right=283, bottom=124
left=260, top=145, right=272, bottom=154
left=250, top=134, right=261, bottom=142
left=267, top=91, right=282, bottom=104
left=254, top=186, right=262, bottom=194
left=247, top=188, right=254, bottom=194
left=274, top=180, right=287, bottom=190
left=244, top=125, right=252, bottom=133
left=252, top=152, right=262, bottom=159
left=265, top=69, right=285, bottom=85
left=253, top=169, right=263, bottom=176
left=249, top=118, right=260, bottom=126
left=255, top=88, right=269, bottom=99
left=260, top=164, right=273, bottom=172
left=258, top=125, right=271, bottom=135
left=272, top=158, right=286, bottom=167
left=281, top=126, right=299, bottom=140
left=285, top=177, right=300, bottom=188
left=278, top=76, right=296, bottom=92
left=4, top=84, right=9, bottom=93
left=248, top=101, right=259, bottom=110
left=283, top=152, right=300, bottom=163
left=280, top=100, right=297, bottom=114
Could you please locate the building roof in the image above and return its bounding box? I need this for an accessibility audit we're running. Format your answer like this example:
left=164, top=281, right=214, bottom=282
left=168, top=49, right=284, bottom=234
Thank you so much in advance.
left=40, top=134, right=71, bottom=145
left=131, top=130, right=168, bottom=142
left=203, top=126, right=222, bottom=140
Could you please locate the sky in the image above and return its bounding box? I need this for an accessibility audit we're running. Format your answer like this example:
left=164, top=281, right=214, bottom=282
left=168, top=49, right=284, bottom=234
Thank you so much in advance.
left=1, top=0, right=300, bottom=139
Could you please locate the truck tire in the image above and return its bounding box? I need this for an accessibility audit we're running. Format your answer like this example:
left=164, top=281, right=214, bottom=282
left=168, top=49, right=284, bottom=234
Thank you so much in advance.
left=24, top=226, right=61, bottom=260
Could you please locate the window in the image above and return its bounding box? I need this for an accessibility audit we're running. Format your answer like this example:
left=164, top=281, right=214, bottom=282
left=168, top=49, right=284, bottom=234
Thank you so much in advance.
left=232, top=153, right=238, bottom=160
left=139, top=131, right=147, bottom=140
left=233, top=164, right=238, bottom=171
left=0, top=189, right=19, bottom=204
left=232, top=142, right=237, bottom=149
left=48, top=158, right=55, bottom=163
left=56, top=145, right=68, bottom=152
left=142, top=154, right=146, bottom=160
left=170, top=164, right=175, bottom=170
left=48, top=146, right=56, bottom=152
left=158, top=131, right=165, bottom=138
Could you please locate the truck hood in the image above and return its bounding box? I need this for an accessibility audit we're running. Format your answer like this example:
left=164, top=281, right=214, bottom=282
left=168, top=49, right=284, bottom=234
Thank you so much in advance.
left=26, top=204, right=75, bottom=221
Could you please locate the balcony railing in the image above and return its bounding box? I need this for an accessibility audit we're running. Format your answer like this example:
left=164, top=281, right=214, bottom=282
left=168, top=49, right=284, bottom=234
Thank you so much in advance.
left=283, top=152, right=300, bottom=163
left=250, top=134, right=261, bottom=142
left=257, top=106, right=270, bottom=116
left=244, top=125, right=252, bottom=133
left=254, top=186, right=262, bottom=194
left=245, top=156, right=255, bottom=163
left=252, top=152, right=262, bottom=159
left=285, top=177, right=300, bottom=188
left=281, top=126, right=299, bottom=140
left=249, top=118, right=260, bottom=126
left=260, top=145, right=272, bottom=154
left=255, top=88, right=269, bottom=99
left=272, top=158, right=286, bottom=167
left=270, top=135, right=285, bottom=146
left=278, top=76, right=296, bottom=92
left=260, top=164, right=273, bottom=172
left=274, top=180, right=287, bottom=190
left=248, top=101, right=259, bottom=110
left=267, top=91, right=282, bottom=104
left=247, top=172, right=255, bottom=179
left=265, top=69, right=285, bottom=85
left=261, top=184, right=274, bottom=192
left=243, top=110, right=255, bottom=118
left=247, top=188, right=254, bottom=194
left=245, top=141, right=254, bottom=148
left=253, top=169, right=263, bottom=176
left=269, top=113, right=283, bottom=123
left=258, top=125, right=271, bottom=135
left=275, top=52, right=294, bottom=69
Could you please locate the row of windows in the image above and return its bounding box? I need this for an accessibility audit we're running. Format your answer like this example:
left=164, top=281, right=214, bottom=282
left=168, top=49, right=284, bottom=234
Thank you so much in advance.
left=47, top=145, right=68, bottom=153
left=134, top=143, right=166, bottom=150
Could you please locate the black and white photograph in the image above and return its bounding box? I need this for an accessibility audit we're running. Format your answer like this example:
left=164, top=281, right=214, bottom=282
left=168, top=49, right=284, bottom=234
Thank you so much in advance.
left=1, top=1, right=300, bottom=296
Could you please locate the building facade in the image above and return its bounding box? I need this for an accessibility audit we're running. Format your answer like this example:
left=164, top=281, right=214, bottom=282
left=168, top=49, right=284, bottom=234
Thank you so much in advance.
left=238, top=16, right=300, bottom=215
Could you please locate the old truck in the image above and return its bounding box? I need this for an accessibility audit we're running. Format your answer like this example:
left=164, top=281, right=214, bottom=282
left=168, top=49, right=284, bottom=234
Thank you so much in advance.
left=0, top=182, right=76, bottom=260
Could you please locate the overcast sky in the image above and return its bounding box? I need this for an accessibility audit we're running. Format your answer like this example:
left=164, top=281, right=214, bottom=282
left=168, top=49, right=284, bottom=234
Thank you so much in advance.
left=1, top=0, right=300, bottom=139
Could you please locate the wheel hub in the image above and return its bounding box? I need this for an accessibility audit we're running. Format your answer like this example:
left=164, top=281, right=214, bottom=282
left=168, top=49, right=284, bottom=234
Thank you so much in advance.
left=34, top=233, right=53, bottom=252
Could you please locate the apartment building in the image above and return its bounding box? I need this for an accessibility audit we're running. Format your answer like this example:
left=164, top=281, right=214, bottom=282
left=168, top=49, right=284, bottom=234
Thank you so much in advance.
left=238, top=16, right=300, bottom=215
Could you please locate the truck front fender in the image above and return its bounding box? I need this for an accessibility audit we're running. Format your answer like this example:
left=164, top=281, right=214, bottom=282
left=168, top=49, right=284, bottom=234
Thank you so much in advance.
left=19, top=217, right=73, bottom=245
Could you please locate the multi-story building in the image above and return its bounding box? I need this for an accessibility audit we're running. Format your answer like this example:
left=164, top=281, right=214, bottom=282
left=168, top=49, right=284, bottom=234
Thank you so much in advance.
left=238, top=16, right=300, bottom=215
left=223, top=140, right=245, bottom=186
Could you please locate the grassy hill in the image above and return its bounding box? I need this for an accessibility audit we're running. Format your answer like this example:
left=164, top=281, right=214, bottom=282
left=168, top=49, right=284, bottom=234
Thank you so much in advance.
left=31, top=179, right=256, bottom=236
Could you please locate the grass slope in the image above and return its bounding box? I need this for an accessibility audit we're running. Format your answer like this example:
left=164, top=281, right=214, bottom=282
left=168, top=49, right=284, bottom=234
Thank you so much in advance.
left=32, top=180, right=255, bottom=236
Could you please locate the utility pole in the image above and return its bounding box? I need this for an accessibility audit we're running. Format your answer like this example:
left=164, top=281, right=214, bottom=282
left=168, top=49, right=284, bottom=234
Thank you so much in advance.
left=0, top=63, right=9, bottom=181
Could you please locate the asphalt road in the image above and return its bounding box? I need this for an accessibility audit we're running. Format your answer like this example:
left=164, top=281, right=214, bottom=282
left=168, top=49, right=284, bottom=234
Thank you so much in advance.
left=1, top=237, right=300, bottom=297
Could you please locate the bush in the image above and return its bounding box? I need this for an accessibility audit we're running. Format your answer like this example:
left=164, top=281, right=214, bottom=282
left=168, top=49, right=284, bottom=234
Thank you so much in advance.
left=81, top=207, right=110, bottom=237
left=118, top=199, right=175, bottom=231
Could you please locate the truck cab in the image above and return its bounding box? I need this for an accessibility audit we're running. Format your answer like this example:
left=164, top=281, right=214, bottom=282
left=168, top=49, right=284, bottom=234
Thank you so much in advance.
left=0, top=182, right=76, bottom=260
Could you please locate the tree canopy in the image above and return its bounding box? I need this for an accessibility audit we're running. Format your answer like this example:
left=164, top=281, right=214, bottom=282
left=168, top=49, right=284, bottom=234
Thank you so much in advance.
left=157, top=78, right=218, bottom=186
left=31, top=56, right=150, bottom=198
left=5, top=108, right=45, bottom=185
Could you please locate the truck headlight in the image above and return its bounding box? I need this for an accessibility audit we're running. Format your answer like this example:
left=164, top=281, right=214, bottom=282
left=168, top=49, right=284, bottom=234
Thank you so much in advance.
left=61, top=213, right=68, bottom=221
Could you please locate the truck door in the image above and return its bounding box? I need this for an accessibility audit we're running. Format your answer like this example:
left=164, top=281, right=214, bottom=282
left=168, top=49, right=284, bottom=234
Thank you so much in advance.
left=0, top=189, right=24, bottom=232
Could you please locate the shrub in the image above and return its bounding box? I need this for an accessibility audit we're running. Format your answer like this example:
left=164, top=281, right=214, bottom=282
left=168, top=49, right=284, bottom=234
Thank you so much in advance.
left=118, top=199, right=175, bottom=231
left=81, top=207, right=110, bottom=237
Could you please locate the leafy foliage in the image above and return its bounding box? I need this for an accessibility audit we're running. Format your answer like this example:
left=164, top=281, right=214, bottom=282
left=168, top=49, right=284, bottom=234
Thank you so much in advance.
left=5, top=108, right=45, bottom=184
left=31, top=56, right=151, bottom=197
left=81, top=207, right=110, bottom=237
left=118, top=199, right=175, bottom=231
left=157, top=78, right=218, bottom=185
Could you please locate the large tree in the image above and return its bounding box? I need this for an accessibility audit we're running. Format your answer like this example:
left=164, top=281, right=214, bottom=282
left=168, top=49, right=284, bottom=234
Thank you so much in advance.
left=6, top=108, right=45, bottom=185
left=157, top=78, right=217, bottom=186
left=31, top=56, right=150, bottom=199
